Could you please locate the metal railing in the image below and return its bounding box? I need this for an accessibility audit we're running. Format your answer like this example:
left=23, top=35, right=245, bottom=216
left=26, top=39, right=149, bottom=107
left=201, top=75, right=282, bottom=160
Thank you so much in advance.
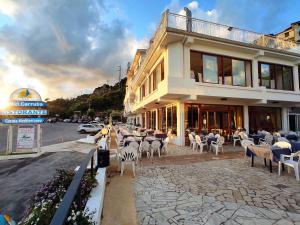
left=167, top=12, right=299, bottom=53
left=50, top=148, right=96, bottom=225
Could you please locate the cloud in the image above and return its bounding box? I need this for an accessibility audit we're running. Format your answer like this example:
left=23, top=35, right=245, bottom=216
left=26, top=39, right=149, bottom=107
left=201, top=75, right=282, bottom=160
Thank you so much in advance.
left=0, top=0, right=146, bottom=100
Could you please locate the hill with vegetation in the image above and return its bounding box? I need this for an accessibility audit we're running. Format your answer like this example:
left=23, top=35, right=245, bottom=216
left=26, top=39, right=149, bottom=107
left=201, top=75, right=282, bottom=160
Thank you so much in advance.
left=47, top=78, right=126, bottom=119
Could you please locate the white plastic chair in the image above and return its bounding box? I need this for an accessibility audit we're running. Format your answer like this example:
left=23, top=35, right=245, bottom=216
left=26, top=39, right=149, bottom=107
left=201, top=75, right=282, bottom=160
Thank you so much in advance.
left=139, top=141, right=150, bottom=159
left=278, top=151, right=300, bottom=181
left=278, top=137, right=290, bottom=143
left=241, top=139, right=254, bottom=156
left=233, top=130, right=241, bottom=147
left=195, top=135, right=207, bottom=153
left=188, top=133, right=196, bottom=151
left=150, top=140, right=161, bottom=158
left=259, top=133, right=273, bottom=146
left=129, top=141, right=140, bottom=150
left=161, top=137, right=169, bottom=154
left=211, top=136, right=225, bottom=156
left=119, top=146, right=138, bottom=177
left=239, top=132, right=254, bottom=142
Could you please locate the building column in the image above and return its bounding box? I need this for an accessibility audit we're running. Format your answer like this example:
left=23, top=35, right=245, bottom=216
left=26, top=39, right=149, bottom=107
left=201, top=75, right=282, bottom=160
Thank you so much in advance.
left=293, top=65, right=299, bottom=92
left=252, top=58, right=259, bottom=89
left=177, top=102, right=185, bottom=146
left=243, top=105, right=249, bottom=133
left=155, top=108, right=159, bottom=130
left=144, top=111, right=148, bottom=129
left=282, top=107, right=288, bottom=132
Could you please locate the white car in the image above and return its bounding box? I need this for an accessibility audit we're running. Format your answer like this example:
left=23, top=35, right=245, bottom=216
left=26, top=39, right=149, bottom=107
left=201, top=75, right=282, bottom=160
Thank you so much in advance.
left=89, top=121, right=105, bottom=128
left=77, top=124, right=101, bottom=133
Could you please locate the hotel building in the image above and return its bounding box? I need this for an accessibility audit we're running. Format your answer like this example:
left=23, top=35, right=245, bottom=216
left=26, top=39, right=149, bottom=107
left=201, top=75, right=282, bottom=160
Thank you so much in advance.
left=124, top=9, right=300, bottom=146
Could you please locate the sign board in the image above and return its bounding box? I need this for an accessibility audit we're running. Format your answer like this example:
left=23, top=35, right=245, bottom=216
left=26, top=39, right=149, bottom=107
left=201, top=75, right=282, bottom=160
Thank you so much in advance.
left=10, top=88, right=42, bottom=101
left=9, top=101, right=48, bottom=107
left=0, top=118, right=46, bottom=124
left=17, top=125, right=35, bottom=149
left=0, top=109, right=48, bottom=116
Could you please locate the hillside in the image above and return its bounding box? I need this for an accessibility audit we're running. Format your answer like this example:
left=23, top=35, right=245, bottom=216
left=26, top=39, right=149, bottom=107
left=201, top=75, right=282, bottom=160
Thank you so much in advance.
left=47, top=78, right=127, bottom=118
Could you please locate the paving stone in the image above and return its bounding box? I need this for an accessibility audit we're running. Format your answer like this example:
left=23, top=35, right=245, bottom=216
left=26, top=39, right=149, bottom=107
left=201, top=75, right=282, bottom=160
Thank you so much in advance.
left=134, top=158, right=300, bottom=225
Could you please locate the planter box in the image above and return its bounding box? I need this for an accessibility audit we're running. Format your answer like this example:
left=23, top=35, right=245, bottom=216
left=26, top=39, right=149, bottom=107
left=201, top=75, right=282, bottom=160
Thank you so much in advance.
left=84, top=168, right=106, bottom=225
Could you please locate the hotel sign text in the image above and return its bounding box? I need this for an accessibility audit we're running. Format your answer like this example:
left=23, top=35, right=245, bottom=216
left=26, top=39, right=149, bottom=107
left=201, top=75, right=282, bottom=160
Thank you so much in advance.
left=0, top=109, right=48, bottom=116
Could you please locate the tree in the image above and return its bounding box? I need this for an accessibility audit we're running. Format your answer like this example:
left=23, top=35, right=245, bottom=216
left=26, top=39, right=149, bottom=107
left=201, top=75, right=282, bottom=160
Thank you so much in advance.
left=87, top=108, right=95, bottom=119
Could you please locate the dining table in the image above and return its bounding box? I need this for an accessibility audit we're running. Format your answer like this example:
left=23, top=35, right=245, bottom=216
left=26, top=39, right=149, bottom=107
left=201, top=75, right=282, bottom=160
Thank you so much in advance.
left=246, top=145, right=292, bottom=173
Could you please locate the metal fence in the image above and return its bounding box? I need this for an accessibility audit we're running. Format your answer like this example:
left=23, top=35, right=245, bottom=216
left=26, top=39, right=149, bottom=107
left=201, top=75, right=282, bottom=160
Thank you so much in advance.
left=50, top=148, right=96, bottom=225
left=167, top=12, right=299, bottom=53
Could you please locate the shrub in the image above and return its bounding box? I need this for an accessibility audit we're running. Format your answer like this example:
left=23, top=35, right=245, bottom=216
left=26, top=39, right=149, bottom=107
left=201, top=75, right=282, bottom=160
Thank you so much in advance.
left=19, top=169, right=97, bottom=225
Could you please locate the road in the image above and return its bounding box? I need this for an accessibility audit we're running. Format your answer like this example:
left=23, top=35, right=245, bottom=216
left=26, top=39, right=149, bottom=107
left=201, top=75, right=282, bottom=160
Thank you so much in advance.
left=0, top=122, right=86, bottom=152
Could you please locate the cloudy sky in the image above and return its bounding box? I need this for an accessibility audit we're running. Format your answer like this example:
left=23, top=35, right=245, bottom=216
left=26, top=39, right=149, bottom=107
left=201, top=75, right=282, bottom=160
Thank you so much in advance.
left=0, top=0, right=299, bottom=104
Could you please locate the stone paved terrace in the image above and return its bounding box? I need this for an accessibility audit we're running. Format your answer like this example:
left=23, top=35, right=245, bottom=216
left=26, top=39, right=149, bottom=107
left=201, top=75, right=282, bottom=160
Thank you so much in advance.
left=135, top=158, right=300, bottom=225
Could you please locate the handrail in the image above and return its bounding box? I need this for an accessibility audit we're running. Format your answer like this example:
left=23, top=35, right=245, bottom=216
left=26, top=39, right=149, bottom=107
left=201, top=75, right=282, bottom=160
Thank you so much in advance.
left=50, top=148, right=96, bottom=225
left=167, top=12, right=299, bottom=53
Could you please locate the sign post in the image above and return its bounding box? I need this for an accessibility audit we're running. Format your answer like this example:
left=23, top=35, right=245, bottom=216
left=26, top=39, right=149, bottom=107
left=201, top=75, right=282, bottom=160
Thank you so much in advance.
left=0, top=88, right=48, bottom=155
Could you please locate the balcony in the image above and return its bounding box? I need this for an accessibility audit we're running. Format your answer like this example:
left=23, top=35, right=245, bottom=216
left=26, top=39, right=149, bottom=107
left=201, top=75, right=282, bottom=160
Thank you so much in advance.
left=130, top=11, right=300, bottom=88
left=167, top=12, right=300, bottom=54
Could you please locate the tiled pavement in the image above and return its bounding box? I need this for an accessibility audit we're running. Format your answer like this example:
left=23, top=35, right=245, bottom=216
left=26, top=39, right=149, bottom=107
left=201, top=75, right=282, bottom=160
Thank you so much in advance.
left=135, top=158, right=300, bottom=225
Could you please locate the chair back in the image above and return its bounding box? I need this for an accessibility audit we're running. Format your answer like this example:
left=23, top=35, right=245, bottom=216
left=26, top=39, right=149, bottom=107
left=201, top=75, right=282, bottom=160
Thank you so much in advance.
left=233, top=130, right=239, bottom=137
left=119, top=146, right=138, bottom=161
left=195, top=135, right=201, bottom=144
left=273, top=141, right=292, bottom=149
left=239, top=132, right=248, bottom=140
left=208, top=133, right=214, bottom=138
left=129, top=141, right=140, bottom=150
left=241, top=139, right=254, bottom=150
left=217, top=136, right=225, bottom=145
left=151, top=140, right=161, bottom=150
left=215, top=134, right=221, bottom=139
left=278, top=137, right=289, bottom=142
left=265, top=134, right=274, bottom=145
left=139, top=141, right=150, bottom=152
left=188, top=133, right=195, bottom=142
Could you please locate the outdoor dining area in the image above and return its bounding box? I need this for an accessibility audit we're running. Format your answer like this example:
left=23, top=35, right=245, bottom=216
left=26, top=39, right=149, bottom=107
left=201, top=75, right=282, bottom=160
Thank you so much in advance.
left=113, top=124, right=169, bottom=176
left=187, top=128, right=300, bottom=180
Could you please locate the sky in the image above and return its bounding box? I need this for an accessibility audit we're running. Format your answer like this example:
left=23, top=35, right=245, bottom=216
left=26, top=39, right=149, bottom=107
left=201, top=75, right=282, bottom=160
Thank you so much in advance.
left=0, top=0, right=299, bottom=104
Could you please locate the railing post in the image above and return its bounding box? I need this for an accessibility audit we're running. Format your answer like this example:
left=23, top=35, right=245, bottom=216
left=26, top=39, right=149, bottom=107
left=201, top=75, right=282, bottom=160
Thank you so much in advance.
left=184, top=7, right=192, bottom=32
left=91, top=155, right=94, bottom=178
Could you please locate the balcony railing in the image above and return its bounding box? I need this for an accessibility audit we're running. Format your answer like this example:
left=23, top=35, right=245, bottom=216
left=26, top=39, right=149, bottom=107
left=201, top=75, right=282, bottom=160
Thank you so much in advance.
left=167, top=12, right=300, bottom=54
left=130, top=11, right=300, bottom=88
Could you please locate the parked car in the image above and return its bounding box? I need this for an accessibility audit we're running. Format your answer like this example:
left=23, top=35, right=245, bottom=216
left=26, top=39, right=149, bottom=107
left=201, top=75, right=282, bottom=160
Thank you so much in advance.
left=77, top=124, right=101, bottom=133
left=71, top=119, right=78, bottom=123
left=77, top=119, right=82, bottom=123
left=47, top=118, right=57, bottom=123
left=63, top=118, right=71, bottom=123
left=89, top=121, right=105, bottom=128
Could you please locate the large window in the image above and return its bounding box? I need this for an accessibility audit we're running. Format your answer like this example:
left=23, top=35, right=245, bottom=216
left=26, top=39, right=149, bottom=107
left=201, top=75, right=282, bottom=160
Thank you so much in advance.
left=232, top=59, right=246, bottom=86
left=167, top=106, right=177, bottom=134
left=203, top=55, right=218, bottom=83
left=249, top=107, right=281, bottom=132
left=259, top=62, right=293, bottom=91
left=190, top=51, right=251, bottom=86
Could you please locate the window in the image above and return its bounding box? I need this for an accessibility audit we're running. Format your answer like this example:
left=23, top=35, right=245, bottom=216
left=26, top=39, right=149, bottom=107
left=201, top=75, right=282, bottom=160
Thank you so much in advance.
left=140, top=84, right=145, bottom=99
left=167, top=106, right=177, bottom=134
left=260, top=63, right=271, bottom=88
left=151, top=111, right=156, bottom=129
left=161, top=60, right=165, bottom=81
left=152, top=70, right=157, bottom=91
left=232, top=59, right=246, bottom=86
left=299, top=65, right=300, bottom=90
left=283, top=66, right=293, bottom=90
left=285, top=32, right=289, bottom=37
left=203, top=55, right=218, bottom=83
left=190, top=51, right=251, bottom=86
left=223, top=57, right=232, bottom=85
left=148, top=76, right=152, bottom=94
left=259, top=62, right=293, bottom=91
left=190, top=51, right=202, bottom=82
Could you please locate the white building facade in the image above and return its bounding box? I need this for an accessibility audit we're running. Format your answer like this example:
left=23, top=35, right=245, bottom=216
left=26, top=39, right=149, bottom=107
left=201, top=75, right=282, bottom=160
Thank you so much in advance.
left=124, top=10, right=300, bottom=146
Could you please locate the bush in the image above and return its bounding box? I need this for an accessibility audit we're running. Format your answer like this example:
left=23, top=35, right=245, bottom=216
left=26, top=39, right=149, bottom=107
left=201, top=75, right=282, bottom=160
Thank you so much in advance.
left=19, top=169, right=97, bottom=225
